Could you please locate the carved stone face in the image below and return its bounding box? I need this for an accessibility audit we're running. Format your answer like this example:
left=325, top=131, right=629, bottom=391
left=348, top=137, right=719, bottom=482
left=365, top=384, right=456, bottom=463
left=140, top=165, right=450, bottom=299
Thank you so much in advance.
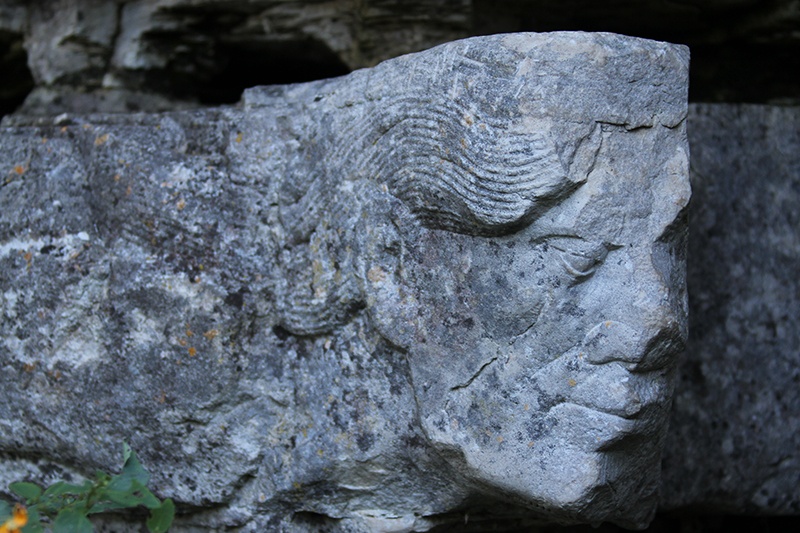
left=363, top=119, right=690, bottom=525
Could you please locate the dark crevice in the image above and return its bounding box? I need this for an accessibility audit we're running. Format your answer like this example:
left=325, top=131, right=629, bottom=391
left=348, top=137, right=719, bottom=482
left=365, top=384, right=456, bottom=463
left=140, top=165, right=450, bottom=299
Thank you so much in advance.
left=195, top=40, right=351, bottom=105
left=122, top=1, right=353, bottom=107
left=0, top=30, right=35, bottom=119
left=125, top=36, right=351, bottom=106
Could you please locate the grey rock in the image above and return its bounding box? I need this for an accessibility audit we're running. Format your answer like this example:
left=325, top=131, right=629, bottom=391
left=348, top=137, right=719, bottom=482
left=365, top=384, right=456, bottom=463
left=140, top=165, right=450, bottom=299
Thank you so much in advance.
left=660, top=104, right=800, bottom=514
left=7, top=0, right=471, bottom=115
left=0, top=32, right=689, bottom=530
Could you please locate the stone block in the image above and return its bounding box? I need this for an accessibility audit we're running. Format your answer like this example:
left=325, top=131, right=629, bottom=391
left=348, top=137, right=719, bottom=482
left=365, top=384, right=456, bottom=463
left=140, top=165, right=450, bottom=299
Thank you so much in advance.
left=0, top=33, right=689, bottom=530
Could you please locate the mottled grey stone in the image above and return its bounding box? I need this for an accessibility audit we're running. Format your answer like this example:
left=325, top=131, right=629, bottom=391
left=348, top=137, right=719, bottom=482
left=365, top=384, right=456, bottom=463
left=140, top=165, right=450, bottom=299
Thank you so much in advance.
left=0, top=33, right=689, bottom=530
left=660, top=104, right=800, bottom=514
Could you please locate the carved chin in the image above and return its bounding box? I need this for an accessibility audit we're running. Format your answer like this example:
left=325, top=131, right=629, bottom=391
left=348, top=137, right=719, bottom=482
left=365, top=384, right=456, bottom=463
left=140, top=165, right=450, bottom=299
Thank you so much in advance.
left=421, top=400, right=665, bottom=526
left=412, top=317, right=678, bottom=524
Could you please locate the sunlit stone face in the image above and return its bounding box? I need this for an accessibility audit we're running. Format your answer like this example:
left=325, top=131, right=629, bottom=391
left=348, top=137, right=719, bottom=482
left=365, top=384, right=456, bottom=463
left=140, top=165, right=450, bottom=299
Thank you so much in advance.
left=363, top=114, right=690, bottom=525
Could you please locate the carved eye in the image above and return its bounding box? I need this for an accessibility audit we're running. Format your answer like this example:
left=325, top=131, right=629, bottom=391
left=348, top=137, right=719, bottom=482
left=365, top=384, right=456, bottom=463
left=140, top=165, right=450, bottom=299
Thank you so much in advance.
left=549, top=239, right=609, bottom=279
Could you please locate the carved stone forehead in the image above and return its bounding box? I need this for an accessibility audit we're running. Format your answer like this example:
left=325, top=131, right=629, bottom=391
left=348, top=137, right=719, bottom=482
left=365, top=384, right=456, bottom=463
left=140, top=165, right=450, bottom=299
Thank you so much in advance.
left=243, top=32, right=688, bottom=241
left=359, top=32, right=689, bottom=127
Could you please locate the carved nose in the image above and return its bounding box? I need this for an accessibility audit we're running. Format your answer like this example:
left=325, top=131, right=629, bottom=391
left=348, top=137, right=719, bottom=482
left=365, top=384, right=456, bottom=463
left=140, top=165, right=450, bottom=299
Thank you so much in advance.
left=581, top=316, right=684, bottom=372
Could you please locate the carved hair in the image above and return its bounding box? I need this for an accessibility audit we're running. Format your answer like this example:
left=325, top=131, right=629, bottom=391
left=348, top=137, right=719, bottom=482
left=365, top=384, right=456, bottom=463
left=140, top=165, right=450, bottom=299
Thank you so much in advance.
left=274, top=90, right=588, bottom=335
left=358, top=97, right=578, bottom=236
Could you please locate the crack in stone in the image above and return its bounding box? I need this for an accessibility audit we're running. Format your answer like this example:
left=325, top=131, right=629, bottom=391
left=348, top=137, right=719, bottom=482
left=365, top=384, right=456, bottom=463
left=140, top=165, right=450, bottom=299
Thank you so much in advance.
left=450, top=356, right=498, bottom=391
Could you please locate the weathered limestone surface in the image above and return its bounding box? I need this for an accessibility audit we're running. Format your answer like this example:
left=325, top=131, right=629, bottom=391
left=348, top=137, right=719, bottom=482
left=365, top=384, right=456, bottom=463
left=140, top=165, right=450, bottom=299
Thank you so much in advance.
left=660, top=104, right=800, bottom=514
left=0, top=33, right=690, bottom=530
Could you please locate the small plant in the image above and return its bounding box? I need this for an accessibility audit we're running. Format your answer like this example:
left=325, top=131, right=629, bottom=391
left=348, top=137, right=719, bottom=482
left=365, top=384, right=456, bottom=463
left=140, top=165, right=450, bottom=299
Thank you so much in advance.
left=0, top=443, right=174, bottom=533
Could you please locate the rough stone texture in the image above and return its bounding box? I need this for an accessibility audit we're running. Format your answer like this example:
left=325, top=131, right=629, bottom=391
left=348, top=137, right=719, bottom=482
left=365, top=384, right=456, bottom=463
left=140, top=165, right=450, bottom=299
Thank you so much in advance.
left=0, top=33, right=690, bottom=530
left=660, top=104, right=800, bottom=514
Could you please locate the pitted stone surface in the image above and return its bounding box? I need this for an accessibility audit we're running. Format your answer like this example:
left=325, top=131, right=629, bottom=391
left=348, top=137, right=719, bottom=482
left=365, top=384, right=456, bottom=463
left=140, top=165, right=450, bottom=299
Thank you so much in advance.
left=0, top=33, right=689, bottom=530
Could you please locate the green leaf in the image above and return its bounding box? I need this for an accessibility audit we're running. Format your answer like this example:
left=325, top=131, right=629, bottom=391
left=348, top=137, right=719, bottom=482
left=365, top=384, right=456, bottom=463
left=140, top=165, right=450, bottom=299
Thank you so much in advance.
left=10, top=482, right=43, bottom=503
left=107, top=448, right=150, bottom=493
left=53, top=508, right=93, bottom=533
left=122, top=448, right=149, bottom=484
left=122, top=442, right=132, bottom=464
left=87, top=499, right=129, bottom=514
left=41, top=480, right=92, bottom=500
left=21, top=522, right=45, bottom=533
left=21, top=506, right=44, bottom=533
left=104, top=481, right=160, bottom=510
left=0, top=499, right=10, bottom=520
left=147, top=498, right=175, bottom=533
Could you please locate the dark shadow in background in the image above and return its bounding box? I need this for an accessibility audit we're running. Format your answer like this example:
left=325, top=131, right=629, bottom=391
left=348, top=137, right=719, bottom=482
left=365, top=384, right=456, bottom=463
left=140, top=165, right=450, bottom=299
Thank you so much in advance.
left=473, top=0, right=800, bottom=104
left=0, top=30, right=34, bottom=119
left=194, top=40, right=351, bottom=105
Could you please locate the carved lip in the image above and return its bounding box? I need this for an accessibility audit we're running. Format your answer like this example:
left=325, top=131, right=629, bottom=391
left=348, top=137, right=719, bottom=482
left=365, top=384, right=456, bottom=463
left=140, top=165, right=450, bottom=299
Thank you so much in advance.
left=569, top=371, right=667, bottom=421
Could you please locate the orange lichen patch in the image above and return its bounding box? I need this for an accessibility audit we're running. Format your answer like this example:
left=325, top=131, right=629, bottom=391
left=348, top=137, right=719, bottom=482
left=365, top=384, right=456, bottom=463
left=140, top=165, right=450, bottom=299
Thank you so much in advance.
left=188, top=347, right=197, bottom=357
left=185, top=325, right=193, bottom=337
left=178, top=338, right=188, bottom=347
left=22, top=362, right=36, bottom=373
left=176, top=198, right=186, bottom=211
left=125, top=185, right=132, bottom=196
left=496, top=435, right=504, bottom=444
left=113, top=174, right=121, bottom=182
left=0, top=503, right=27, bottom=533
left=235, top=132, right=243, bottom=143
left=20, top=250, right=33, bottom=271
left=60, top=126, right=68, bottom=133
left=13, top=165, right=25, bottom=175
left=567, top=378, right=577, bottom=387
left=203, top=329, right=219, bottom=341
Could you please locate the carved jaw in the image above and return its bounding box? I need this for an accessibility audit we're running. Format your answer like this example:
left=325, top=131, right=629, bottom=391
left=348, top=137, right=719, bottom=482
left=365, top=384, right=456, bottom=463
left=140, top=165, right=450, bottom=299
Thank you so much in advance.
left=359, top=201, right=685, bottom=527
left=412, top=318, right=680, bottom=526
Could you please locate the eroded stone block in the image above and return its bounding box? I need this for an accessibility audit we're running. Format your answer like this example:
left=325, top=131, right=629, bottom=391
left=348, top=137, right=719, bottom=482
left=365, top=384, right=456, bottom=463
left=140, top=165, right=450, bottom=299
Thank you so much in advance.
left=0, top=33, right=689, bottom=530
